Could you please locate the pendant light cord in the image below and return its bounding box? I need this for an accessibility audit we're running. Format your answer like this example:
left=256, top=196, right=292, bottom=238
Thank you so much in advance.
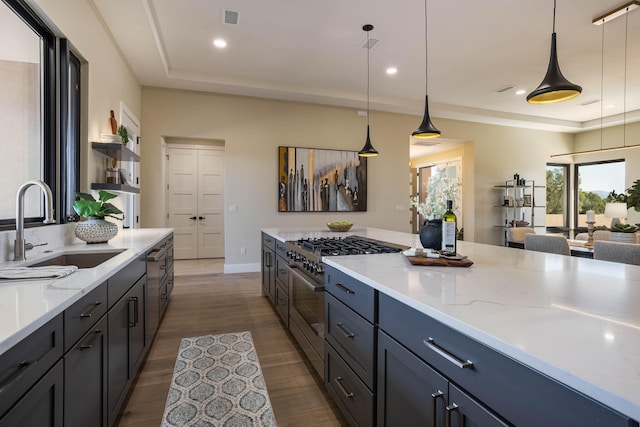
left=552, top=0, right=556, bottom=33
left=424, top=0, right=429, bottom=94
left=600, top=18, right=604, bottom=151
left=624, top=7, right=629, bottom=147
left=367, top=29, right=370, bottom=128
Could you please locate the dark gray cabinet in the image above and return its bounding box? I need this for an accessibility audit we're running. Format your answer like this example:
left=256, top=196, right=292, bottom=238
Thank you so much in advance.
left=261, top=233, right=276, bottom=305
left=324, top=266, right=376, bottom=426
left=377, top=331, right=508, bottom=427
left=378, top=292, right=636, bottom=427
left=107, top=276, right=146, bottom=427
left=274, top=241, right=291, bottom=326
left=64, top=315, right=108, bottom=427
left=0, top=360, right=63, bottom=427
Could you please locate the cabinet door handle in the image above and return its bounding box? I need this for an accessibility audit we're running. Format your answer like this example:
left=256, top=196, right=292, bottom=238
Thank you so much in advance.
left=334, top=376, right=354, bottom=399
left=423, top=337, right=474, bottom=369
left=79, top=301, right=102, bottom=319
left=335, top=283, right=355, bottom=295
left=0, top=360, right=35, bottom=393
left=80, top=329, right=103, bottom=350
left=129, top=296, right=139, bottom=327
left=336, top=322, right=355, bottom=339
left=445, top=403, right=459, bottom=427
left=432, top=390, right=444, bottom=426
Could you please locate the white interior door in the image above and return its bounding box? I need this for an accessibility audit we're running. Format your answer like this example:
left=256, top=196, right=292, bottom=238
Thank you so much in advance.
left=198, top=150, right=225, bottom=258
left=167, top=147, right=199, bottom=259
left=167, top=145, right=225, bottom=259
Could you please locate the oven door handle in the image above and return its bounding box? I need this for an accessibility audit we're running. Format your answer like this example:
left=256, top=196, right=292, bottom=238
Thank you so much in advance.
left=291, top=268, right=324, bottom=292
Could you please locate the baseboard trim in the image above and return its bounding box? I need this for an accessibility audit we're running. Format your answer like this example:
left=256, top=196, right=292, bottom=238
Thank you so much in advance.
left=224, top=262, right=261, bottom=274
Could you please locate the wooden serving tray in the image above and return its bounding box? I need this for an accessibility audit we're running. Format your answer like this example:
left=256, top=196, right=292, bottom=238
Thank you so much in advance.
left=404, top=254, right=474, bottom=267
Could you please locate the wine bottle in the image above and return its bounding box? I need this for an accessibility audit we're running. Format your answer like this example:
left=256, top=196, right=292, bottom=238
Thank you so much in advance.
left=441, top=200, right=457, bottom=255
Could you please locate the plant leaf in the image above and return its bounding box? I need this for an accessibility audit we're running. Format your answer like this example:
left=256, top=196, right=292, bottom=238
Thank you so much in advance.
left=98, top=190, right=118, bottom=203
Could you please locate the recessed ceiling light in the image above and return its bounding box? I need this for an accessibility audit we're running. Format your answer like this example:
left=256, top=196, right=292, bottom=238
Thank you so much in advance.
left=386, top=67, right=398, bottom=75
left=213, top=38, right=227, bottom=48
left=515, top=89, right=526, bottom=95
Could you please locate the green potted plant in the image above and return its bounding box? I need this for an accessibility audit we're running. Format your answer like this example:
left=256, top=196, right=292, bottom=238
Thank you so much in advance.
left=73, top=190, right=123, bottom=243
left=610, top=223, right=639, bottom=244
left=116, top=124, right=129, bottom=145
left=410, top=165, right=461, bottom=249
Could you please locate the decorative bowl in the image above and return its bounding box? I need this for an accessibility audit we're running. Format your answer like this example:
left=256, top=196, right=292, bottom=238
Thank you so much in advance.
left=327, top=222, right=353, bottom=232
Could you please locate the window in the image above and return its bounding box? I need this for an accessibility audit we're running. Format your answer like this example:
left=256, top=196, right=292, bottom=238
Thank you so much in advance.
left=0, top=0, right=79, bottom=229
left=546, top=164, right=569, bottom=230
left=574, top=160, right=625, bottom=228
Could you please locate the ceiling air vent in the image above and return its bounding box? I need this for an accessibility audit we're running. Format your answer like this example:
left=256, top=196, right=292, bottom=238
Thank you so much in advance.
left=578, top=99, right=601, bottom=107
left=494, top=85, right=515, bottom=93
left=222, top=9, right=239, bottom=25
left=362, top=37, right=381, bottom=50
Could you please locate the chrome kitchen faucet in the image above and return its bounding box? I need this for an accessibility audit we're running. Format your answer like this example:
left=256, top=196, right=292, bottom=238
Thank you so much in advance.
left=14, top=180, right=56, bottom=261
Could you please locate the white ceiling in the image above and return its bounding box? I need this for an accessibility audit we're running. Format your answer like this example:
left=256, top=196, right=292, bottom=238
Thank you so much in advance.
left=92, top=0, right=640, bottom=142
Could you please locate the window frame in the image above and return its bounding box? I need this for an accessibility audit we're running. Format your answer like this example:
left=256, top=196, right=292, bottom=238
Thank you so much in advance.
left=573, top=159, right=625, bottom=230
left=0, top=0, right=78, bottom=230
left=546, top=163, right=570, bottom=233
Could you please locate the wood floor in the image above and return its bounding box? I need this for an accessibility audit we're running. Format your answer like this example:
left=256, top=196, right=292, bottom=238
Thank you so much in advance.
left=115, top=263, right=348, bottom=426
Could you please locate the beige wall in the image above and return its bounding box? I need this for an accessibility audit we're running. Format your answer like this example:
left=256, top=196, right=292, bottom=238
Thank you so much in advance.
left=32, top=0, right=142, bottom=191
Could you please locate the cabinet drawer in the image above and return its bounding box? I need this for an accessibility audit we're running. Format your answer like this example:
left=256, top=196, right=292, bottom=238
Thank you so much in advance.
left=325, top=344, right=374, bottom=427
left=64, top=282, right=107, bottom=352
left=0, top=313, right=63, bottom=418
left=108, top=254, right=145, bottom=308
left=275, top=241, right=289, bottom=259
left=261, top=232, right=276, bottom=251
left=275, top=255, right=290, bottom=289
left=379, top=293, right=634, bottom=427
left=275, top=282, right=289, bottom=327
left=325, top=293, right=375, bottom=389
left=325, top=266, right=375, bottom=323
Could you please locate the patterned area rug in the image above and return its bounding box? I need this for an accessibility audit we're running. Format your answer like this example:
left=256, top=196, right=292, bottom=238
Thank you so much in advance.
left=161, top=331, right=277, bottom=427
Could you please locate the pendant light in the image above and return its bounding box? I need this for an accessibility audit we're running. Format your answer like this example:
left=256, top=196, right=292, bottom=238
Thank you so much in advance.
left=358, top=24, right=379, bottom=157
left=412, top=0, right=440, bottom=139
left=527, top=0, right=582, bottom=104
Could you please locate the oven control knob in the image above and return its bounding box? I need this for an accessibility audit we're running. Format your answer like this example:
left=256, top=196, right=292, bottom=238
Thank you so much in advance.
left=316, top=265, right=324, bottom=274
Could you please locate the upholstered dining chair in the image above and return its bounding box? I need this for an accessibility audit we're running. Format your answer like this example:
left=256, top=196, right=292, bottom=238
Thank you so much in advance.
left=574, top=230, right=610, bottom=241
left=506, top=227, right=535, bottom=249
left=524, top=234, right=571, bottom=256
left=593, top=241, right=640, bottom=266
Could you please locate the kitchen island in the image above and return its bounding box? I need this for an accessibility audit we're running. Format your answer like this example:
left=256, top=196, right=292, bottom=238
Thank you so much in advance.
left=262, top=226, right=640, bottom=426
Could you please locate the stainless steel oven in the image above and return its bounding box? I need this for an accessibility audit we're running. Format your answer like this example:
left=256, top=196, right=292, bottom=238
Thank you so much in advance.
left=284, top=235, right=408, bottom=380
left=289, top=267, right=325, bottom=378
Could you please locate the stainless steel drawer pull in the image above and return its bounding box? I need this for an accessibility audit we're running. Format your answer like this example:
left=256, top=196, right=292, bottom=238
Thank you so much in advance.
left=445, top=403, right=459, bottom=427
left=79, top=301, right=102, bottom=318
left=432, top=390, right=444, bottom=426
left=80, top=329, right=103, bottom=350
left=0, top=360, right=35, bottom=392
left=336, top=322, right=355, bottom=339
left=424, top=337, right=474, bottom=369
left=335, top=283, right=355, bottom=295
left=335, top=376, right=354, bottom=399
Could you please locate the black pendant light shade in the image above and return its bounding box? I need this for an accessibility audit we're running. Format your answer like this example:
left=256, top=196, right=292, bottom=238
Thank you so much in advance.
left=413, top=0, right=441, bottom=139
left=359, top=24, right=379, bottom=157
left=359, top=125, right=379, bottom=157
left=527, top=0, right=581, bottom=104
left=412, top=95, right=441, bottom=139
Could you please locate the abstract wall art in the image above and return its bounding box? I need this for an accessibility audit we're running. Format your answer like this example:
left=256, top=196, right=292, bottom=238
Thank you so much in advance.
left=278, top=146, right=367, bottom=212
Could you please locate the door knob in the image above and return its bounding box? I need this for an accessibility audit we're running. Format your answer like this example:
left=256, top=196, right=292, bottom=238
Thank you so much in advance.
left=198, top=216, right=205, bottom=220
left=189, top=216, right=197, bottom=220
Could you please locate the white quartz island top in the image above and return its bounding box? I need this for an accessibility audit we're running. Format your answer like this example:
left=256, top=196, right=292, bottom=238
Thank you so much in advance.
left=263, top=226, right=640, bottom=422
left=0, top=228, right=172, bottom=356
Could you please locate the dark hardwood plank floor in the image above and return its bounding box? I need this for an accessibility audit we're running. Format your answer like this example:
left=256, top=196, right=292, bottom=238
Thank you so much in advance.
left=116, top=268, right=348, bottom=427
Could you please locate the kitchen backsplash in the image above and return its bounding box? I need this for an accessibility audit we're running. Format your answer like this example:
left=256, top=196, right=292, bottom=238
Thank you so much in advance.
left=0, top=224, right=78, bottom=262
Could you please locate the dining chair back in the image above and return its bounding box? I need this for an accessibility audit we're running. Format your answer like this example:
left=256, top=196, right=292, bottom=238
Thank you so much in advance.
left=524, top=234, right=571, bottom=256
left=593, top=241, right=640, bottom=266
left=506, top=227, right=535, bottom=248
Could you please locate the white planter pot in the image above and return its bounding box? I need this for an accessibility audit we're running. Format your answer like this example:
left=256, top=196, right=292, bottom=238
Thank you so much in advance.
left=75, top=217, right=118, bottom=243
left=609, top=232, right=637, bottom=244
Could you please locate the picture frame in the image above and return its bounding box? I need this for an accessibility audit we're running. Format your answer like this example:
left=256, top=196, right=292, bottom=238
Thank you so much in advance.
left=278, top=146, right=367, bottom=212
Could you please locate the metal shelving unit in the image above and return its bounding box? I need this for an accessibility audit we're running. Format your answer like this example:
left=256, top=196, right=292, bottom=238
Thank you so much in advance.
left=495, top=179, right=545, bottom=245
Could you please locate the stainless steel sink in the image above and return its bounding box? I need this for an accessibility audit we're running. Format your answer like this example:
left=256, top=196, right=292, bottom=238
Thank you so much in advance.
left=26, top=249, right=126, bottom=269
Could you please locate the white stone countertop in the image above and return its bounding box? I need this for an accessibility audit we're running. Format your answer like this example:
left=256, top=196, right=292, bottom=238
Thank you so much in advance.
left=263, top=226, right=640, bottom=421
left=0, top=228, right=173, bottom=356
